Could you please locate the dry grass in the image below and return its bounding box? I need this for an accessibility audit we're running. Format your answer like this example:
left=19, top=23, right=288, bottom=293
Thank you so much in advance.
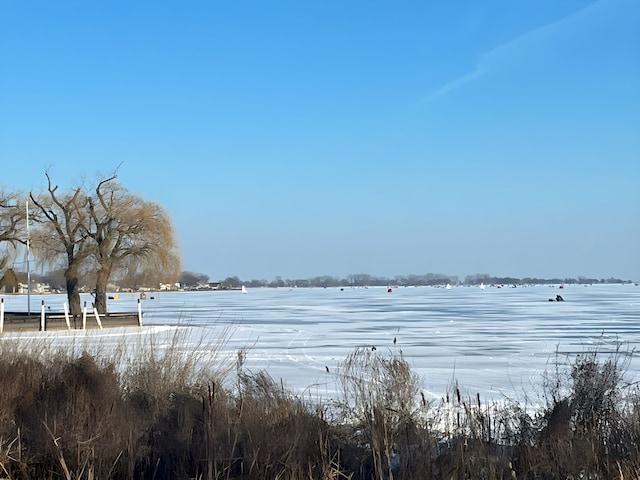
left=0, top=331, right=637, bottom=479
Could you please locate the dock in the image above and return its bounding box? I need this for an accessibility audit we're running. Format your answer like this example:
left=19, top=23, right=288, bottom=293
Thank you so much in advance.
left=0, top=311, right=142, bottom=333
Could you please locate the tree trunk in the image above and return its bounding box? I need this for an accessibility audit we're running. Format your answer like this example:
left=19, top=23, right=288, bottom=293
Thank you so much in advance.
left=94, top=267, right=111, bottom=314
left=65, top=269, right=82, bottom=319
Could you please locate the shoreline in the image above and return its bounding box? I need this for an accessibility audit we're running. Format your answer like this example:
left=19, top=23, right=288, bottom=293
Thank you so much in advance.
left=0, top=311, right=141, bottom=332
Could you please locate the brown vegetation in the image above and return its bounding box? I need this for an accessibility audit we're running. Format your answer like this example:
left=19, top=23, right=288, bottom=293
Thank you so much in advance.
left=0, top=334, right=637, bottom=479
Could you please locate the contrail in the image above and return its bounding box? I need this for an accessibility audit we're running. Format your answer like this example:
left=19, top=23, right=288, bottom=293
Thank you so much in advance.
left=421, top=66, right=486, bottom=104
left=419, top=0, right=605, bottom=104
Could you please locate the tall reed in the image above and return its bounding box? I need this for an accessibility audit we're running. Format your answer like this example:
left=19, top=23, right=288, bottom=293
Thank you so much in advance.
left=0, top=329, right=637, bottom=478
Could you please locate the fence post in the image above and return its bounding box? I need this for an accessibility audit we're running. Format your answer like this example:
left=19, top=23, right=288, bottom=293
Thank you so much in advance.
left=82, top=302, right=87, bottom=330
left=40, top=300, right=46, bottom=331
left=137, top=298, right=143, bottom=327
left=63, top=302, right=71, bottom=330
left=93, top=307, right=103, bottom=329
left=0, top=298, right=4, bottom=333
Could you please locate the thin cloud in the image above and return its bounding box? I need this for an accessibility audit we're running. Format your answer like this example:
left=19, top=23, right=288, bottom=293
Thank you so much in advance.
left=421, top=65, right=487, bottom=103
left=419, top=0, right=604, bottom=104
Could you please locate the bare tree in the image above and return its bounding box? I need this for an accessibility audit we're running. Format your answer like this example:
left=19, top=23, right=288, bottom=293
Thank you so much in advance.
left=38, top=267, right=67, bottom=291
left=0, top=188, right=26, bottom=271
left=29, top=173, right=93, bottom=318
left=87, top=176, right=181, bottom=313
left=29, top=171, right=181, bottom=316
left=0, top=188, right=27, bottom=295
left=179, top=270, right=210, bottom=287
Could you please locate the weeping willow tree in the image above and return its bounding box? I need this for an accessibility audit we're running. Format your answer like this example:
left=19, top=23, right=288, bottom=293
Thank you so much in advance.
left=30, top=171, right=181, bottom=315
left=0, top=188, right=26, bottom=290
left=87, top=175, right=181, bottom=313
left=29, top=173, right=93, bottom=318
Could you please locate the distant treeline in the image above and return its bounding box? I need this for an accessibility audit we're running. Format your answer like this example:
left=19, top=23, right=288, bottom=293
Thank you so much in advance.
left=15, top=269, right=634, bottom=291
left=218, top=273, right=634, bottom=289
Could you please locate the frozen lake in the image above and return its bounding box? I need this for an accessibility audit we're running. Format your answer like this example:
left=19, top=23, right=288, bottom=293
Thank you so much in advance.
left=2, top=284, right=639, bottom=402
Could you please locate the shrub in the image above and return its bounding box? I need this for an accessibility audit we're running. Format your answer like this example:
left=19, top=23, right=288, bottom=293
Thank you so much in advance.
left=0, top=333, right=638, bottom=478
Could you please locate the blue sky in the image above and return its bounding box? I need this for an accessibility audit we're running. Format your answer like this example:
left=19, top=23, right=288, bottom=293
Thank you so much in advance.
left=1, top=0, right=638, bottom=281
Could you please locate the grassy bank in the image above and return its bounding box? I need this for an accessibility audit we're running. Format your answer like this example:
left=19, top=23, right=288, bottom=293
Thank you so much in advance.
left=0, top=331, right=637, bottom=479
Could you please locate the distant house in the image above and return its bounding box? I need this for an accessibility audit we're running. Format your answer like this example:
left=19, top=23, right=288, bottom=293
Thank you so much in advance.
left=36, top=283, right=51, bottom=294
left=17, top=282, right=51, bottom=294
